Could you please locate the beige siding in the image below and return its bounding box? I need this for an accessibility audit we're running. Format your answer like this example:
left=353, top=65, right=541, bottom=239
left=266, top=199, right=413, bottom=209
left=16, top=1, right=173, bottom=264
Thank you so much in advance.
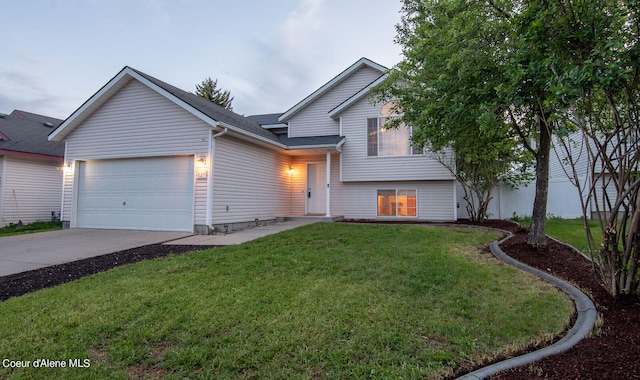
left=340, top=96, right=453, bottom=182
left=289, top=154, right=340, bottom=215
left=290, top=154, right=455, bottom=220
left=61, top=80, right=210, bottom=225
left=329, top=180, right=455, bottom=221
left=1, top=156, right=63, bottom=226
left=212, top=135, right=291, bottom=224
left=288, top=66, right=382, bottom=138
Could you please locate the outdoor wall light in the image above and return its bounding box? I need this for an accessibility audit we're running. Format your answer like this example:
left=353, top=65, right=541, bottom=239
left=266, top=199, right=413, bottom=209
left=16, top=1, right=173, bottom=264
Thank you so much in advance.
left=288, top=166, right=294, bottom=175
left=63, top=162, right=74, bottom=173
left=197, top=157, right=207, bottom=168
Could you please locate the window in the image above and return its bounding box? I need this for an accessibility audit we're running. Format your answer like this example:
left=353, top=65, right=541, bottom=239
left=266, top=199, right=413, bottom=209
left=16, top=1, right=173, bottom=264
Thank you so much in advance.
left=367, top=102, right=421, bottom=157
left=377, top=189, right=417, bottom=217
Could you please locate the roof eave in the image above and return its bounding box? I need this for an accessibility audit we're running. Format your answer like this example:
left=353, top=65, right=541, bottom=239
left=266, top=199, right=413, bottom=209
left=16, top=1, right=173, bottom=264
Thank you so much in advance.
left=328, top=74, right=388, bottom=120
left=217, top=121, right=287, bottom=149
left=49, top=67, right=222, bottom=142
left=279, top=58, right=387, bottom=123
left=286, top=144, right=341, bottom=151
left=0, top=149, right=64, bottom=161
left=49, top=67, right=132, bottom=142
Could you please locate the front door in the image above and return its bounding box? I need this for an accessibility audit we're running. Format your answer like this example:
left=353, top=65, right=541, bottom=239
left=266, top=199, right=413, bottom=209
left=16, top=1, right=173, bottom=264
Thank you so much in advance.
left=307, top=163, right=326, bottom=214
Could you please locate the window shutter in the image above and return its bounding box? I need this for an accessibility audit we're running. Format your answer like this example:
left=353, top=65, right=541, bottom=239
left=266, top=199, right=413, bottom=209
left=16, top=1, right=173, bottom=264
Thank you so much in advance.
left=367, top=118, right=378, bottom=156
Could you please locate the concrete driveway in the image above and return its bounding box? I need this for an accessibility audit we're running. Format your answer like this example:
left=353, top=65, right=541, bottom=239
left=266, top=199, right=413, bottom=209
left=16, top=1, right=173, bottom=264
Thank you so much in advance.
left=0, top=229, right=191, bottom=277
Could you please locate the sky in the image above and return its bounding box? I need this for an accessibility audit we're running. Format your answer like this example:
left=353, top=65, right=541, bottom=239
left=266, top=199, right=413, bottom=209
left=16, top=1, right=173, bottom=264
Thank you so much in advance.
left=0, top=0, right=404, bottom=120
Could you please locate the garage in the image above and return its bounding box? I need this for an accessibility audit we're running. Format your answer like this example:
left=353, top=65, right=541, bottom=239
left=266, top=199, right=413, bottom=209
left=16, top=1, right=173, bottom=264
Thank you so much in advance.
left=75, top=156, right=194, bottom=232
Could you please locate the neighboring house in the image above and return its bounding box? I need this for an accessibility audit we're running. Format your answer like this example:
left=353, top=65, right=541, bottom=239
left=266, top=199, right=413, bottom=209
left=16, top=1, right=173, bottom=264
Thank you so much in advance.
left=456, top=132, right=591, bottom=220
left=49, top=58, right=457, bottom=233
left=0, top=110, right=65, bottom=226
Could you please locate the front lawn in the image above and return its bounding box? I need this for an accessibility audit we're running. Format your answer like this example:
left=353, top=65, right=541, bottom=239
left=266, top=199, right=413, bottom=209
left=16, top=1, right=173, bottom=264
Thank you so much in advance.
left=0, top=223, right=572, bottom=379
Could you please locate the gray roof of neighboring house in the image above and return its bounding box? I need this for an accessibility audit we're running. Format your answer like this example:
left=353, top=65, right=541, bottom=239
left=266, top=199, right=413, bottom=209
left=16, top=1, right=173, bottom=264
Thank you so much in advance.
left=0, top=111, right=65, bottom=157
left=129, top=68, right=282, bottom=144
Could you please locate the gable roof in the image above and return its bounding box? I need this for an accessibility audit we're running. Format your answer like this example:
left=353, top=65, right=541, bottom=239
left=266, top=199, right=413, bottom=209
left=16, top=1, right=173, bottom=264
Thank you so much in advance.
left=49, top=67, right=282, bottom=146
left=278, top=57, right=387, bottom=123
left=328, top=73, right=388, bottom=119
left=0, top=111, right=65, bottom=158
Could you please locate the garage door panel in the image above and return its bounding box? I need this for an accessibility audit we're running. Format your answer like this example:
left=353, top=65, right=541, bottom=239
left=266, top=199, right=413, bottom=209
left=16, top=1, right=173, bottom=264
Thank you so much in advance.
left=76, top=156, right=194, bottom=232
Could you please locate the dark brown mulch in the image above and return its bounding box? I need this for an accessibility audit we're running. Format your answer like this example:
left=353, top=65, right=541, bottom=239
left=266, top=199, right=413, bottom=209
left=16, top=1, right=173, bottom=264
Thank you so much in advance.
left=2, top=221, right=639, bottom=379
left=0, top=245, right=215, bottom=302
left=490, top=226, right=640, bottom=380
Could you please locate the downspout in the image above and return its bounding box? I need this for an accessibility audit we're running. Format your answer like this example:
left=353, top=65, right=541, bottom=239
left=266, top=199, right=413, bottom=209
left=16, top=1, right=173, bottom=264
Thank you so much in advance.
left=205, top=126, right=228, bottom=231
left=326, top=150, right=331, bottom=217
left=59, top=141, right=67, bottom=225
left=0, top=155, right=6, bottom=225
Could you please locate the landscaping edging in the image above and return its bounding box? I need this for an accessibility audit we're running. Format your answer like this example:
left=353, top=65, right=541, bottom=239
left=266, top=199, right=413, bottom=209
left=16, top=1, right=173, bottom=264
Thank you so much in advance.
left=457, top=237, right=598, bottom=380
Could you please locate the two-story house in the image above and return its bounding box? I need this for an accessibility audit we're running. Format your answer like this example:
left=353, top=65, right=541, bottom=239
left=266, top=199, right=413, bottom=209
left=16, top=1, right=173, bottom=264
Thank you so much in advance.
left=49, top=58, right=457, bottom=233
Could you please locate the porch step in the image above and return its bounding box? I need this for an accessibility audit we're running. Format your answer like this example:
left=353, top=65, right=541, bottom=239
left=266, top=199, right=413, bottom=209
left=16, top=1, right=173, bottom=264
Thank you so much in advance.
left=279, top=215, right=344, bottom=223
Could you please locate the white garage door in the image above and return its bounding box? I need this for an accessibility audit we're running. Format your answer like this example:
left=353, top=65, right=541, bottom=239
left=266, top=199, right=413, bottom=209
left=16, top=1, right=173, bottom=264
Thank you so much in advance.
left=76, top=156, right=194, bottom=232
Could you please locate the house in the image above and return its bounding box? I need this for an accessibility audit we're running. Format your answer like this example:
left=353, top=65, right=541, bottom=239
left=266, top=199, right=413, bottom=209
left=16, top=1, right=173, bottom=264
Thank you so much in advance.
left=456, top=131, right=591, bottom=220
left=0, top=110, right=65, bottom=226
left=49, top=58, right=457, bottom=233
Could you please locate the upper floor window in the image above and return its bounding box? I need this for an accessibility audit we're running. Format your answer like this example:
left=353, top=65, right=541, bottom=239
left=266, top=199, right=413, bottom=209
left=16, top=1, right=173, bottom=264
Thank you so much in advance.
left=367, top=102, right=421, bottom=157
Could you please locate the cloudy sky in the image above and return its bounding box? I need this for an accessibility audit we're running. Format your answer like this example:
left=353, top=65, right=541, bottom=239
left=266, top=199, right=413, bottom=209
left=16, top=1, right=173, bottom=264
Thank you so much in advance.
left=1, top=0, right=404, bottom=119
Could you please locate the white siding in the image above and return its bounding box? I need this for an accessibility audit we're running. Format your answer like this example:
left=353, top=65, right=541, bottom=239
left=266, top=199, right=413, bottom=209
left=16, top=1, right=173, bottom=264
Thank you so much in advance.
left=1, top=156, right=63, bottom=226
left=455, top=132, right=591, bottom=220
left=0, top=156, right=3, bottom=222
left=456, top=180, right=586, bottom=220
left=340, top=96, right=453, bottom=182
left=550, top=132, right=590, bottom=182
left=211, top=135, right=291, bottom=224
left=288, top=66, right=382, bottom=138
left=61, top=80, right=210, bottom=226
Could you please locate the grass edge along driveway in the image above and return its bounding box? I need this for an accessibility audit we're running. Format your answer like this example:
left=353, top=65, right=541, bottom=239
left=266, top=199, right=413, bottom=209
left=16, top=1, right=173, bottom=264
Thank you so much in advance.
left=0, top=223, right=573, bottom=379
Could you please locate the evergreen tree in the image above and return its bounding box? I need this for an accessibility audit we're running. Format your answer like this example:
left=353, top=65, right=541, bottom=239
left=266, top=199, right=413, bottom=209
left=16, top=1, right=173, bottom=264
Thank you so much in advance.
left=194, top=77, right=234, bottom=111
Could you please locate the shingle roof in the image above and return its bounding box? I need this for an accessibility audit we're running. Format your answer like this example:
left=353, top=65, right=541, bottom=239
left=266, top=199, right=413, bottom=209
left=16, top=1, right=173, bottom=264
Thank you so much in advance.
left=0, top=111, right=65, bottom=157
left=278, top=135, right=345, bottom=147
left=129, top=68, right=281, bottom=144
left=51, top=66, right=346, bottom=152
left=246, top=113, right=284, bottom=126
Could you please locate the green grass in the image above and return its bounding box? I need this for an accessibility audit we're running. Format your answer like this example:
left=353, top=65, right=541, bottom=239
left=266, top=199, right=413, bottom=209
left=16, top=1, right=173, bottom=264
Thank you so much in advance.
left=512, top=216, right=601, bottom=253
left=0, top=223, right=573, bottom=379
left=545, top=218, right=602, bottom=253
left=0, top=221, right=62, bottom=237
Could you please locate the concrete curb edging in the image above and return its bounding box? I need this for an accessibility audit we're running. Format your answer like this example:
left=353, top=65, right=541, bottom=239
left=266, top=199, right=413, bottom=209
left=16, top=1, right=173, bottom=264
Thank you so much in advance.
left=457, top=239, right=598, bottom=380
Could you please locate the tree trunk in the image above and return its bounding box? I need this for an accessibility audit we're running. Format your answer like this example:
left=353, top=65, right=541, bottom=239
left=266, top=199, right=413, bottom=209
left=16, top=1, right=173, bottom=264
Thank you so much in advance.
left=527, top=119, right=551, bottom=250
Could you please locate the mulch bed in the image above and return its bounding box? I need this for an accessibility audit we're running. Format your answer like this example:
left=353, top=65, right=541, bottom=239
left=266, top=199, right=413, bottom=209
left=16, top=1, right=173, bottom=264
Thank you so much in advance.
left=487, top=221, right=640, bottom=380
left=2, top=221, right=639, bottom=379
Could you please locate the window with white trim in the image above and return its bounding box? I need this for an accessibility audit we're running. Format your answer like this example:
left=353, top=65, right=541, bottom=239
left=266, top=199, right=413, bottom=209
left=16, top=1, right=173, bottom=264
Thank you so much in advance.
left=367, top=102, right=421, bottom=157
left=377, top=189, right=417, bottom=217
